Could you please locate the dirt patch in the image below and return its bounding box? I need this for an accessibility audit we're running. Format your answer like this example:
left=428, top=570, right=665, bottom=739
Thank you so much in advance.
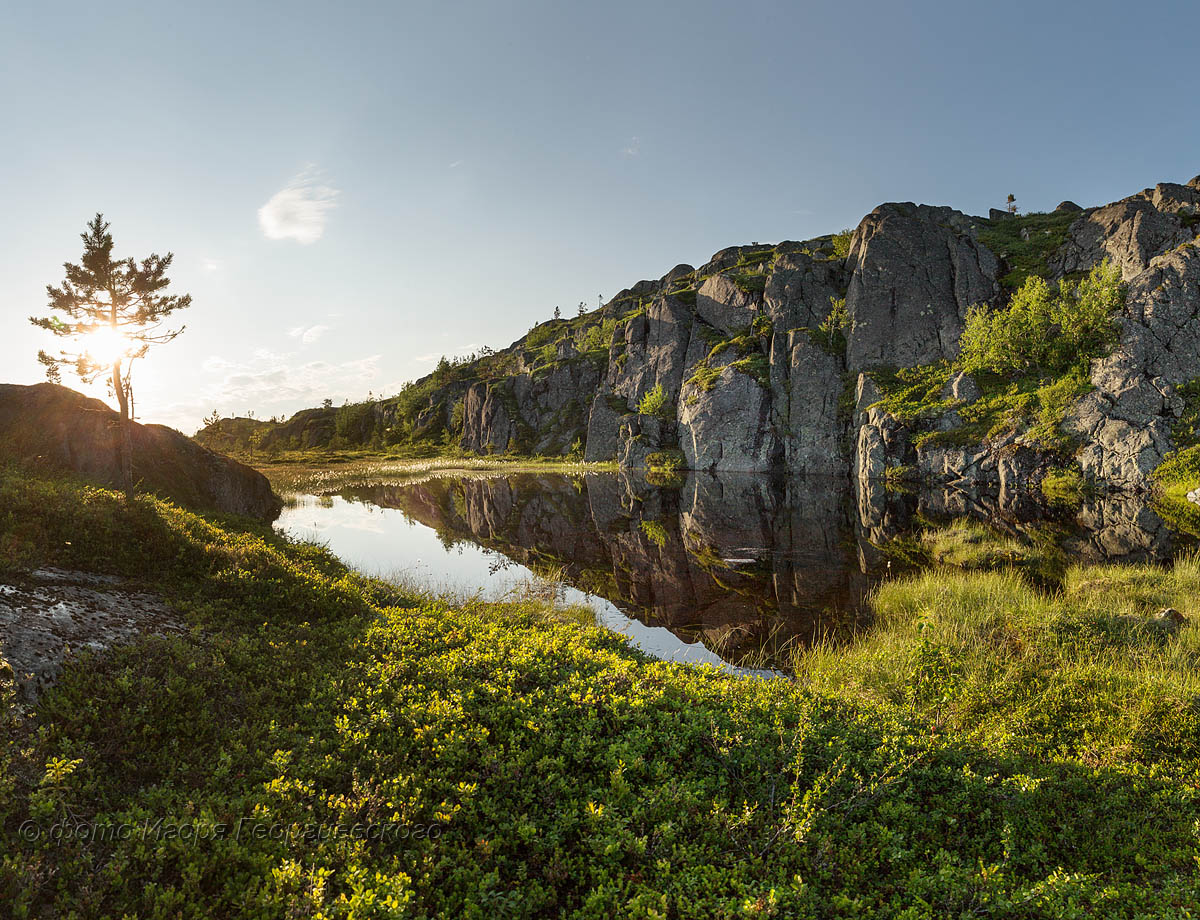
left=0, top=568, right=184, bottom=703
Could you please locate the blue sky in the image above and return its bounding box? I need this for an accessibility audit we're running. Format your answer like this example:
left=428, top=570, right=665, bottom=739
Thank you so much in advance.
left=3, top=0, right=1198, bottom=432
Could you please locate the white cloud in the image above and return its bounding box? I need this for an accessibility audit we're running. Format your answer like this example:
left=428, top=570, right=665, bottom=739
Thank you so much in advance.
left=202, top=258, right=220, bottom=272
left=258, top=167, right=339, bottom=244
left=414, top=343, right=480, bottom=363
left=448, top=159, right=463, bottom=169
left=621, top=136, right=640, bottom=157
left=288, top=323, right=330, bottom=345
left=156, top=350, right=382, bottom=432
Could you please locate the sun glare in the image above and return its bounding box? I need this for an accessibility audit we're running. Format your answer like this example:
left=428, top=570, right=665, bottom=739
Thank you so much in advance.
left=83, top=327, right=132, bottom=367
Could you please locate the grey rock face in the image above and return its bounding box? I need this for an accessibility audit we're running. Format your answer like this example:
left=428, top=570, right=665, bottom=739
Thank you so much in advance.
left=1049, top=195, right=1194, bottom=281
left=617, top=415, right=664, bottom=469
left=679, top=362, right=780, bottom=472
left=1065, top=246, right=1200, bottom=488
left=695, top=274, right=759, bottom=336
left=762, top=251, right=844, bottom=332
left=584, top=393, right=626, bottom=462
left=782, top=336, right=846, bottom=474
left=461, top=381, right=513, bottom=453
left=607, top=294, right=694, bottom=405
left=1055, top=200, right=1084, bottom=213
left=844, top=203, right=1001, bottom=370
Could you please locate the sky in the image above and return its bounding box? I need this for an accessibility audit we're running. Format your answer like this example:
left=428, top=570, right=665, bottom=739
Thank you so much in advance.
left=3, top=0, right=1199, bottom=433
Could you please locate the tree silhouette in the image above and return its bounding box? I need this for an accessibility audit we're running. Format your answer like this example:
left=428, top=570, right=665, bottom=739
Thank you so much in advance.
left=30, top=214, right=191, bottom=498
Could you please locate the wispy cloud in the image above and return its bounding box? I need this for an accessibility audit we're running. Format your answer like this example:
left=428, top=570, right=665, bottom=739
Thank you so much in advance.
left=161, top=350, right=383, bottom=431
left=448, top=159, right=463, bottom=169
left=202, top=258, right=220, bottom=272
left=258, top=166, right=339, bottom=244
left=414, top=343, right=480, bottom=363
left=621, top=136, right=640, bottom=157
left=289, top=323, right=331, bottom=345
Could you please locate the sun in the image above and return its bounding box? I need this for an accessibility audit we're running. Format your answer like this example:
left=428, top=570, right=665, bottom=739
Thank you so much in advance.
left=83, top=326, right=132, bottom=367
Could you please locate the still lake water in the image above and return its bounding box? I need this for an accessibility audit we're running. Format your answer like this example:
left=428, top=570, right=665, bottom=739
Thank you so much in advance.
left=275, top=470, right=1198, bottom=671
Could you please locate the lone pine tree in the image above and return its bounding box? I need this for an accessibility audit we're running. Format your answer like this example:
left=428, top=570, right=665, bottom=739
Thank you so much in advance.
left=30, top=213, right=192, bottom=498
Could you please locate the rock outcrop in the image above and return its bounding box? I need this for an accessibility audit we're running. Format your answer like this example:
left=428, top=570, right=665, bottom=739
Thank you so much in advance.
left=843, top=204, right=1002, bottom=370
left=1064, top=245, right=1200, bottom=487
left=200, top=171, right=1200, bottom=499
left=1049, top=185, right=1199, bottom=281
left=0, top=383, right=282, bottom=520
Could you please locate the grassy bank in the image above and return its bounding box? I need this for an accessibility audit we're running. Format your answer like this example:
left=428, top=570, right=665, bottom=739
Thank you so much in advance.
left=3, top=470, right=1200, bottom=917
left=255, top=455, right=617, bottom=496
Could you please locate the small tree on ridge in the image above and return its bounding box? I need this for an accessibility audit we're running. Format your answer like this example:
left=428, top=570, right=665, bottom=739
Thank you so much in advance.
left=30, top=213, right=192, bottom=499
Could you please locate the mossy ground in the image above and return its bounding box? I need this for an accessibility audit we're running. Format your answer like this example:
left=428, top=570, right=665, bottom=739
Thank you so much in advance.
left=869, top=362, right=1091, bottom=454
left=975, top=211, right=1081, bottom=290
left=3, top=469, right=1200, bottom=916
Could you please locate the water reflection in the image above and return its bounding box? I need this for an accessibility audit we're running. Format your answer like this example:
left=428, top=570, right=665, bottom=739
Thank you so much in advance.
left=277, top=471, right=1198, bottom=671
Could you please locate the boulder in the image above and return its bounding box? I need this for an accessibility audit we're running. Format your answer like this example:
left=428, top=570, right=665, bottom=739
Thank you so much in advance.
left=584, top=392, right=625, bottom=462
left=941, top=370, right=981, bottom=404
left=1055, top=200, right=1084, bottom=213
left=694, top=274, right=759, bottom=336
left=1049, top=196, right=1193, bottom=281
left=0, top=383, right=282, bottom=521
left=844, top=203, right=1001, bottom=370
left=661, top=263, right=696, bottom=285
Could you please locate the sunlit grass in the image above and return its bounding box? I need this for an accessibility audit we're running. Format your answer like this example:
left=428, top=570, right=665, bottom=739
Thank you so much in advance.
left=258, top=455, right=615, bottom=496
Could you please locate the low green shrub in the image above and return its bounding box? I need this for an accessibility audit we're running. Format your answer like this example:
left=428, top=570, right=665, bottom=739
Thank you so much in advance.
left=959, top=262, right=1123, bottom=378
left=636, top=383, right=672, bottom=419
left=4, top=471, right=1200, bottom=914
left=644, top=449, right=685, bottom=474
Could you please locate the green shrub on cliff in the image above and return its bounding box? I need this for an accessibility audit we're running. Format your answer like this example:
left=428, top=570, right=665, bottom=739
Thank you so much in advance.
left=830, top=228, right=854, bottom=259
left=636, top=383, right=672, bottom=419
left=959, top=262, right=1123, bottom=378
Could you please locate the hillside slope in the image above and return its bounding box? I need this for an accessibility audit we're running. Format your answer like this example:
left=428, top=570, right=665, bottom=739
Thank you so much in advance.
left=0, top=382, right=281, bottom=520
left=199, top=175, right=1200, bottom=498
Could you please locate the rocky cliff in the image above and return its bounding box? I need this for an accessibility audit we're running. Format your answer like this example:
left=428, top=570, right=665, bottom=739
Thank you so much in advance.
left=0, top=383, right=282, bottom=520
left=201, top=173, right=1200, bottom=498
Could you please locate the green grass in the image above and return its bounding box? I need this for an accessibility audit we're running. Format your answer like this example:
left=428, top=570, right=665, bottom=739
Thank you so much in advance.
left=256, top=456, right=617, bottom=497
left=5, top=469, right=1200, bottom=915
left=1154, top=378, right=1200, bottom=503
left=1041, top=465, right=1089, bottom=509
left=976, top=210, right=1080, bottom=289
left=870, top=362, right=1091, bottom=454
left=644, top=449, right=685, bottom=474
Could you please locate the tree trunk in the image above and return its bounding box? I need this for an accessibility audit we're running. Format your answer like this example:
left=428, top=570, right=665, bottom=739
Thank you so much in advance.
left=112, top=361, right=133, bottom=501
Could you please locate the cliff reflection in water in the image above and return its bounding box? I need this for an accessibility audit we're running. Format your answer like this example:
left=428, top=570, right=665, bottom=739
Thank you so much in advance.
left=343, top=472, right=871, bottom=667
left=326, top=470, right=1194, bottom=669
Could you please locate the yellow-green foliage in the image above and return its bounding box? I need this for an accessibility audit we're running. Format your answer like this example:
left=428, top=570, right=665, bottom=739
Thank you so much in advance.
left=1154, top=379, right=1200, bottom=497
left=959, top=262, right=1124, bottom=378
left=638, top=519, right=668, bottom=548
left=830, top=228, right=854, bottom=259
left=975, top=209, right=1081, bottom=288
left=636, top=383, right=672, bottom=419
left=4, top=470, right=1200, bottom=915
left=1041, top=465, right=1088, bottom=509
left=644, top=449, right=685, bottom=474
left=797, top=557, right=1200, bottom=772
